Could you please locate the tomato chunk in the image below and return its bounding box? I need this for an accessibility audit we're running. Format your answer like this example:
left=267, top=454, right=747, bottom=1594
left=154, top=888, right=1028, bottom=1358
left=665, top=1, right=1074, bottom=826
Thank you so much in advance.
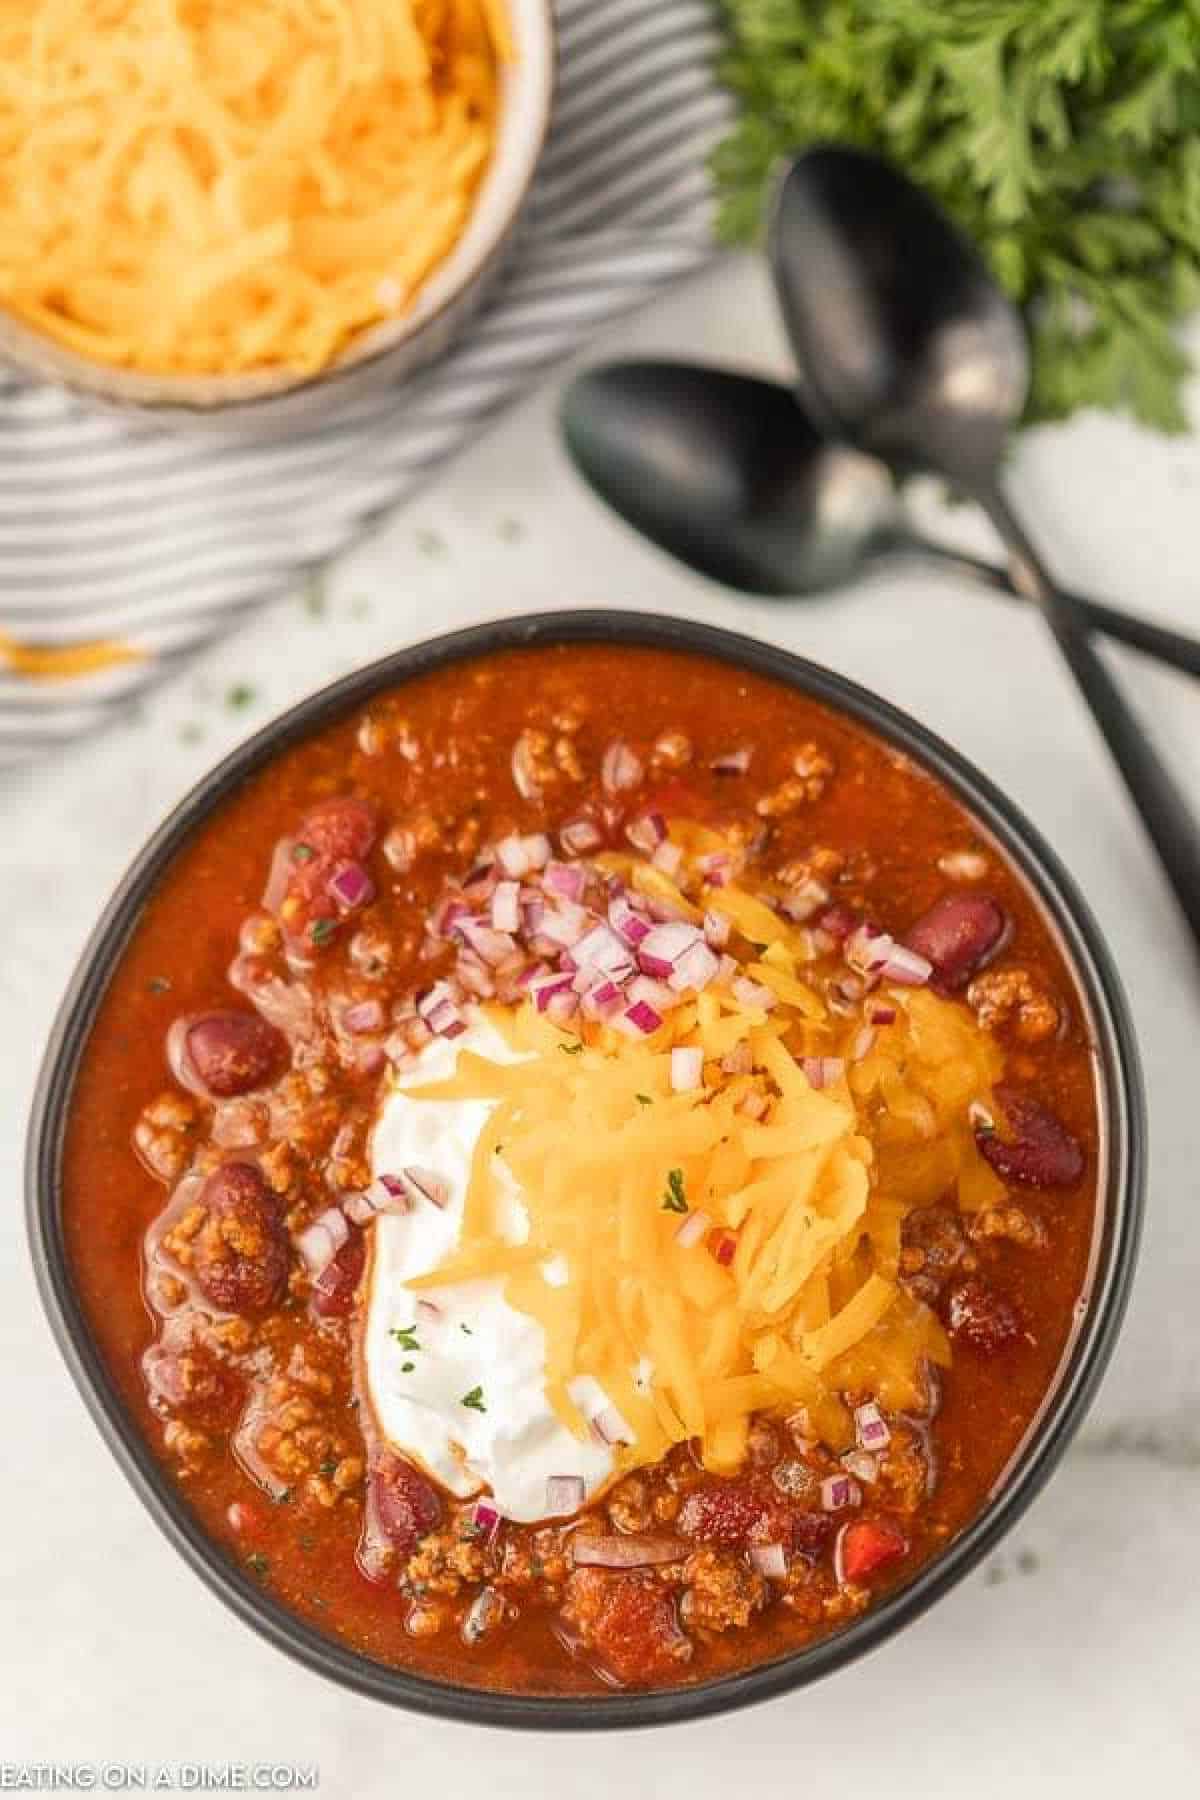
left=839, top=1518, right=908, bottom=1584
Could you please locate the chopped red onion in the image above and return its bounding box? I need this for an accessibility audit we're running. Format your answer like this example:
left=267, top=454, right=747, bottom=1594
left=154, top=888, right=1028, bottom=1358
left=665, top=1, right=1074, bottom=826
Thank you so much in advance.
left=626, top=974, right=678, bottom=1013
left=521, top=833, right=552, bottom=871
left=601, top=740, right=644, bottom=795
left=490, top=880, right=521, bottom=934
left=801, top=1057, right=844, bottom=1091
left=396, top=1166, right=451, bottom=1210
left=425, top=999, right=466, bottom=1039
left=455, top=953, right=496, bottom=1000
left=539, top=900, right=590, bottom=948
left=851, top=1025, right=877, bottom=1062
left=344, top=1176, right=410, bottom=1225
left=342, top=998, right=385, bottom=1035
left=471, top=1499, right=502, bottom=1543
left=626, top=811, right=668, bottom=855
left=530, top=971, right=576, bottom=1014
left=651, top=839, right=684, bottom=878
left=854, top=1401, right=892, bottom=1452
left=968, top=1100, right=994, bottom=1131
left=296, top=1207, right=350, bottom=1277
left=543, top=861, right=588, bottom=903
left=703, top=908, right=731, bottom=949
left=620, top=999, right=663, bottom=1036
left=669, top=938, right=720, bottom=993
left=573, top=1535, right=683, bottom=1569
left=328, top=861, right=375, bottom=912
left=495, top=834, right=532, bottom=878
left=842, top=1450, right=879, bottom=1485
left=456, top=918, right=516, bottom=968
left=545, top=990, right=580, bottom=1027
left=261, top=838, right=296, bottom=913
left=732, top=976, right=777, bottom=1012
left=638, top=920, right=703, bottom=979
left=415, top=1299, right=442, bottom=1330
left=674, top=1207, right=710, bottom=1249
left=710, top=1230, right=737, bottom=1267
left=608, top=893, right=652, bottom=947
left=559, top=817, right=603, bottom=856
left=737, top=1090, right=768, bottom=1119
left=342, top=1193, right=376, bottom=1226
left=878, top=943, right=933, bottom=986
left=820, top=1474, right=862, bottom=1512
left=417, top=980, right=458, bottom=1020
left=721, top=1041, right=753, bottom=1076
left=590, top=1403, right=634, bottom=1446
left=574, top=923, right=636, bottom=979
left=868, top=1004, right=898, bottom=1025
left=710, top=747, right=752, bottom=775
left=749, top=1542, right=787, bottom=1580
left=544, top=1475, right=587, bottom=1517
left=696, top=852, right=734, bottom=888
left=670, top=1046, right=704, bottom=1093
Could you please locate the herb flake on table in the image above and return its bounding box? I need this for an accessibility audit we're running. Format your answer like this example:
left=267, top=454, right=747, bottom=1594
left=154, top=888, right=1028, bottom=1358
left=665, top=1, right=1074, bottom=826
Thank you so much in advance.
left=461, top=1386, right=487, bottom=1413
left=661, top=1168, right=689, bottom=1213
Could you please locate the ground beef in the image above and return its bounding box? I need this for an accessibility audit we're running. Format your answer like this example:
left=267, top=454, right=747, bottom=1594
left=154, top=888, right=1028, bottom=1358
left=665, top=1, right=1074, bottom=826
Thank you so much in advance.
left=680, top=1548, right=768, bottom=1633
left=561, top=1568, right=692, bottom=1686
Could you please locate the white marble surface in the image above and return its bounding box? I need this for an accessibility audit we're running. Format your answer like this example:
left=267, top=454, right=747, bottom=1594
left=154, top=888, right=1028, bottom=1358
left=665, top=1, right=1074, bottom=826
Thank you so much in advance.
left=3, top=256, right=1198, bottom=1790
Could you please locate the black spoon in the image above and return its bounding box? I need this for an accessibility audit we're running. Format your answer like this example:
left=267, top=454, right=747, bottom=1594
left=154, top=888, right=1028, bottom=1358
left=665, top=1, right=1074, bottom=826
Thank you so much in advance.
left=560, top=359, right=1200, bottom=678
left=769, top=144, right=1200, bottom=947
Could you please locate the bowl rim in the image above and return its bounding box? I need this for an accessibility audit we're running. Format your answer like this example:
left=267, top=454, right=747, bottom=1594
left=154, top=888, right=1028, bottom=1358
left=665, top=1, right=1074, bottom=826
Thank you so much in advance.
left=25, top=609, right=1146, bottom=1730
left=0, top=0, right=557, bottom=417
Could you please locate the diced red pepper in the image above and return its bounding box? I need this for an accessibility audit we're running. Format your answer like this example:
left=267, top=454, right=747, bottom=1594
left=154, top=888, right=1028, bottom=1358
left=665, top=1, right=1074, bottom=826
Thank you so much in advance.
left=709, top=1228, right=738, bottom=1268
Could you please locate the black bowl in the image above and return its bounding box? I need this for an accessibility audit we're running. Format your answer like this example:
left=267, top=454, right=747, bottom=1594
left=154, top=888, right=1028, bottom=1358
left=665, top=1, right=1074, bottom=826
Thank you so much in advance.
left=26, top=610, right=1145, bottom=1729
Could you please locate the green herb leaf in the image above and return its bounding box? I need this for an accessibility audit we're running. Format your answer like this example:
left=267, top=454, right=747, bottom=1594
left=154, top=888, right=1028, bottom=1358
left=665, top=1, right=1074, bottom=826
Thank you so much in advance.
left=291, top=842, right=316, bottom=864
left=661, top=1167, right=689, bottom=1214
left=460, top=1323, right=474, bottom=1335
left=711, top=0, right=1200, bottom=432
left=309, top=917, right=336, bottom=946
left=559, top=1041, right=584, bottom=1056
left=401, top=1361, right=415, bottom=1373
left=635, top=1093, right=654, bottom=1107
left=245, top=1551, right=270, bottom=1579
left=318, top=1457, right=339, bottom=1476
left=461, top=1386, right=487, bottom=1413
left=391, top=1325, right=422, bottom=1352
left=226, top=682, right=256, bottom=711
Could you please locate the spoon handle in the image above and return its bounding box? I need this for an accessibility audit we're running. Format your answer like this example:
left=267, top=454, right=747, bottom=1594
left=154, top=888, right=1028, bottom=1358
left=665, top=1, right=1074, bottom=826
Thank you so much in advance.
left=913, top=538, right=1200, bottom=680
left=976, top=482, right=1200, bottom=949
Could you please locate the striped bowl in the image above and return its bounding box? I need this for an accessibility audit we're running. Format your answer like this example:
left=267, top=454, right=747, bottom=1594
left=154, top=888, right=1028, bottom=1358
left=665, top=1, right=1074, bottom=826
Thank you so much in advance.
left=0, top=0, right=556, bottom=438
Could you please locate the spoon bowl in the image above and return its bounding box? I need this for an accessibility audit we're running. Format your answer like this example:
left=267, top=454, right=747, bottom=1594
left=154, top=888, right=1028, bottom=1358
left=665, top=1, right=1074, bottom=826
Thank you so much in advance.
left=561, top=361, right=894, bottom=595
left=768, top=145, right=1028, bottom=481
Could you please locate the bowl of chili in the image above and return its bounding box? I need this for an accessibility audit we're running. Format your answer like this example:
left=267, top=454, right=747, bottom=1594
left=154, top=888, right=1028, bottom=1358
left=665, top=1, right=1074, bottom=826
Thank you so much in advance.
left=26, top=610, right=1145, bottom=1728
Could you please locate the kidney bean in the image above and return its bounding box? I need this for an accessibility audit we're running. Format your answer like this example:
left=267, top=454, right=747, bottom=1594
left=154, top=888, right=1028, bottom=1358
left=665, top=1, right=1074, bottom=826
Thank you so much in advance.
left=185, top=1010, right=286, bottom=1098
left=677, top=1477, right=796, bottom=1549
left=944, top=1278, right=1022, bottom=1354
left=369, top=1454, right=442, bottom=1557
left=977, top=1087, right=1085, bottom=1188
left=903, top=893, right=1010, bottom=991
left=192, top=1162, right=288, bottom=1314
left=311, top=1232, right=366, bottom=1318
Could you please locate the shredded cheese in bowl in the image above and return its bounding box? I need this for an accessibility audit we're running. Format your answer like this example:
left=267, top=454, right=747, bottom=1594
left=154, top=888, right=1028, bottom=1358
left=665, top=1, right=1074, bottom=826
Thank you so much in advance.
left=0, top=0, right=512, bottom=377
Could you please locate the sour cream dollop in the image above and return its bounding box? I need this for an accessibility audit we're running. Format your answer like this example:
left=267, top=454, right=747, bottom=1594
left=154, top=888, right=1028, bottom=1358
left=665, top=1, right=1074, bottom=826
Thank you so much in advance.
left=362, top=1016, right=614, bottom=1521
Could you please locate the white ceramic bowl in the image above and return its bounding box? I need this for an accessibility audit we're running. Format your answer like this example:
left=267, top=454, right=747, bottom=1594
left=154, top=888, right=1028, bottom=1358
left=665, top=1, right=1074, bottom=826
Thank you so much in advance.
left=0, top=0, right=555, bottom=436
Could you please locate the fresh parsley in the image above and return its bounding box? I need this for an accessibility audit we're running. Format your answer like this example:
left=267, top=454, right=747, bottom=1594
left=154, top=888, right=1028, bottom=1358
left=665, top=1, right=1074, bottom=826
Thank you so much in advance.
left=291, top=842, right=316, bottom=864
left=391, top=1325, right=422, bottom=1352
left=226, top=682, right=256, bottom=711
left=712, top=0, right=1200, bottom=431
left=661, top=1168, right=689, bottom=1214
left=309, top=917, right=336, bottom=946
left=635, top=1093, right=654, bottom=1107
left=559, top=1041, right=584, bottom=1056
left=460, top=1323, right=474, bottom=1335
left=461, top=1386, right=487, bottom=1413
left=245, top=1552, right=270, bottom=1579
left=401, top=1361, right=415, bottom=1373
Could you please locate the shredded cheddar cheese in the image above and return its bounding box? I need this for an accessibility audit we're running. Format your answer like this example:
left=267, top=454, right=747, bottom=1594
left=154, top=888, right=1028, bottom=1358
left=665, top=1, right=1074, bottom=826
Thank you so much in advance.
left=0, top=0, right=509, bottom=376
left=0, top=631, right=142, bottom=681
left=401, top=887, right=1003, bottom=1475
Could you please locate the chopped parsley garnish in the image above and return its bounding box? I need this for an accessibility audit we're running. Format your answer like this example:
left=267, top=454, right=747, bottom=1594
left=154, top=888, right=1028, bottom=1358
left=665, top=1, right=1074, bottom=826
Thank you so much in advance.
left=309, top=917, right=336, bottom=946
left=291, top=842, right=316, bottom=864
left=461, top=1386, right=487, bottom=1413
left=635, top=1093, right=653, bottom=1107
left=559, top=1041, right=584, bottom=1056
left=273, top=1488, right=292, bottom=1507
left=318, top=1457, right=339, bottom=1477
left=460, top=1323, right=474, bottom=1336
left=401, top=1361, right=415, bottom=1374
left=391, top=1325, right=422, bottom=1352
left=245, top=1552, right=270, bottom=1579
left=661, top=1168, right=689, bottom=1214
left=226, top=682, right=256, bottom=711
